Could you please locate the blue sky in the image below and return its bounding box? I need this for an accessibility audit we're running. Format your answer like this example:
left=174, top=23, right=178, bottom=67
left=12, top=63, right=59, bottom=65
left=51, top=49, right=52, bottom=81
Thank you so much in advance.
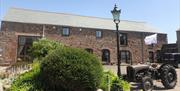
left=0, top=0, right=179, bottom=43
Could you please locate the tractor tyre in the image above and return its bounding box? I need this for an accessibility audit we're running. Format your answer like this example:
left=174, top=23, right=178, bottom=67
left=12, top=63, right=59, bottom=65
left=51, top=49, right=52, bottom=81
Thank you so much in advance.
left=160, top=64, right=177, bottom=89
left=142, top=76, right=153, bottom=91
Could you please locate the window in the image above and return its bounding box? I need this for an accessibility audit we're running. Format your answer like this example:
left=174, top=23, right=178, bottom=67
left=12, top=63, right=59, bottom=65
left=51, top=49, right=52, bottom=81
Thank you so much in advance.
left=0, top=48, right=3, bottom=57
left=96, top=31, right=102, bottom=38
left=120, top=50, right=131, bottom=64
left=156, top=50, right=161, bottom=61
left=62, top=27, right=70, bottom=36
left=119, top=33, right=128, bottom=45
left=85, top=48, right=93, bottom=54
left=149, top=51, right=154, bottom=63
left=102, top=49, right=110, bottom=63
left=18, top=36, right=40, bottom=61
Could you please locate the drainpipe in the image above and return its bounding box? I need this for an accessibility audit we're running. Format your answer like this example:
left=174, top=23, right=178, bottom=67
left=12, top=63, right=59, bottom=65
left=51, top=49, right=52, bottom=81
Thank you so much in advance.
left=141, top=32, right=144, bottom=63
left=42, top=25, right=45, bottom=38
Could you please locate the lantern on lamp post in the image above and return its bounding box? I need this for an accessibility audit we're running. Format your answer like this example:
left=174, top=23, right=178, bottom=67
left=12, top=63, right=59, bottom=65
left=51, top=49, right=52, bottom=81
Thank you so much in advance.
left=111, top=4, right=121, bottom=77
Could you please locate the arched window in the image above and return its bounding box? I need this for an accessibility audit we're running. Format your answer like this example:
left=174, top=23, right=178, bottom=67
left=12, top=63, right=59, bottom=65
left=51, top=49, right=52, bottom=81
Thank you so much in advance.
left=85, top=48, right=93, bottom=54
left=102, top=49, right=110, bottom=63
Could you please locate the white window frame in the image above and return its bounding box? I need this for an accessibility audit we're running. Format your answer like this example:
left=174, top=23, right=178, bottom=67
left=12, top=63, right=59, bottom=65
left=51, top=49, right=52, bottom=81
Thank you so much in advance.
left=62, top=27, right=70, bottom=36
left=96, top=31, right=102, bottom=38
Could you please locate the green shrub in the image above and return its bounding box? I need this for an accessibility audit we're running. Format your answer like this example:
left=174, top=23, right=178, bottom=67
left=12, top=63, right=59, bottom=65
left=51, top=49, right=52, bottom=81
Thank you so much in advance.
left=100, top=71, right=115, bottom=90
left=40, top=47, right=103, bottom=91
left=111, top=77, right=130, bottom=91
left=29, top=38, right=63, bottom=59
left=11, top=39, right=104, bottom=91
left=100, top=71, right=130, bottom=91
left=10, top=61, right=42, bottom=91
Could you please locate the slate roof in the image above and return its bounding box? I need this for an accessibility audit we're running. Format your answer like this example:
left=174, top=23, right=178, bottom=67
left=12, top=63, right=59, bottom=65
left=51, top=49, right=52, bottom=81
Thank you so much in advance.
left=177, top=28, right=180, bottom=31
left=2, top=8, right=163, bottom=33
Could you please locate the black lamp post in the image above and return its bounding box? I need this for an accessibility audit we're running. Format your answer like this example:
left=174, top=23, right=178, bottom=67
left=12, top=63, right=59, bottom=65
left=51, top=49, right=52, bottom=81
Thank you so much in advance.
left=111, top=4, right=121, bottom=77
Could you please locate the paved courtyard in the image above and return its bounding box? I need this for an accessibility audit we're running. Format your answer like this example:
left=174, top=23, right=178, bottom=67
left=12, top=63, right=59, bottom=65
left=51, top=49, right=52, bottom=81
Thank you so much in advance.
left=104, top=65, right=180, bottom=91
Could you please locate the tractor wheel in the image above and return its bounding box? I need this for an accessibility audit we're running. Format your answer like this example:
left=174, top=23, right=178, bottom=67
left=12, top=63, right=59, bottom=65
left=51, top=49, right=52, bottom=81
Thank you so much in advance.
left=142, top=76, right=153, bottom=91
left=160, top=64, right=177, bottom=89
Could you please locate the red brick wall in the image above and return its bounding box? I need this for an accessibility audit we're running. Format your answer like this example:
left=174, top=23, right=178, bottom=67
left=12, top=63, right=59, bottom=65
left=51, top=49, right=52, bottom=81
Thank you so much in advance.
left=0, top=21, right=168, bottom=65
left=0, top=31, right=17, bottom=65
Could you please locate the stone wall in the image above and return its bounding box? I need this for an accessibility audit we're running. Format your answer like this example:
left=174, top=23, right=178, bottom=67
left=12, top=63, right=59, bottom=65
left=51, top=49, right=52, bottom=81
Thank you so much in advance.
left=0, top=31, right=17, bottom=66
left=0, top=21, right=167, bottom=65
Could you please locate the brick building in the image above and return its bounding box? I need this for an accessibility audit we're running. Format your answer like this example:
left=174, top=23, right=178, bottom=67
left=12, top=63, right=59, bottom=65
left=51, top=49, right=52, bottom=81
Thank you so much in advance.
left=177, top=28, right=180, bottom=53
left=0, top=8, right=167, bottom=66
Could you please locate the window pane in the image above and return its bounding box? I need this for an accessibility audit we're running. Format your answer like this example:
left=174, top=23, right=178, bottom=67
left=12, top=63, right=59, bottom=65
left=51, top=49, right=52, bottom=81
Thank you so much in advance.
left=19, top=36, right=26, bottom=45
left=149, top=51, right=154, bottom=63
left=120, top=51, right=131, bottom=63
left=102, top=49, right=110, bottom=63
left=62, top=28, right=70, bottom=36
left=18, top=36, right=40, bottom=61
left=96, top=31, right=102, bottom=38
left=126, top=52, right=129, bottom=60
left=121, top=51, right=126, bottom=60
left=120, top=33, right=127, bottom=45
left=0, top=48, right=3, bottom=56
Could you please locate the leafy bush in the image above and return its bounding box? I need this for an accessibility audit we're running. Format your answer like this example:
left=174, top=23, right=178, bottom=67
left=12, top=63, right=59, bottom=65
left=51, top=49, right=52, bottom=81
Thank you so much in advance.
left=11, top=39, right=63, bottom=91
left=100, top=71, right=115, bottom=90
left=11, top=39, right=104, bottom=91
left=40, top=47, right=103, bottom=91
left=29, top=38, right=63, bottom=59
left=111, top=77, right=130, bottom=91
left=10, top=61, right=42, bottom=91
left=100, top=71, right=130, bottom=91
